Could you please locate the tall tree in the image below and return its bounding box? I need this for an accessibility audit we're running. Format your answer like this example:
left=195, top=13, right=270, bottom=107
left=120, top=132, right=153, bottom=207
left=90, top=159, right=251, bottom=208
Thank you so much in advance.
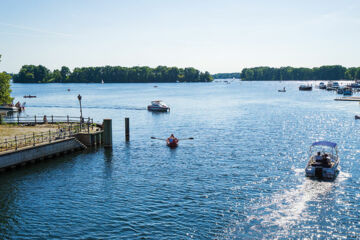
left=0, top=55, right=14, bottom=104
left=0, top=73, right=13, bottom=104
left=60, top=66, right=71, bottom=82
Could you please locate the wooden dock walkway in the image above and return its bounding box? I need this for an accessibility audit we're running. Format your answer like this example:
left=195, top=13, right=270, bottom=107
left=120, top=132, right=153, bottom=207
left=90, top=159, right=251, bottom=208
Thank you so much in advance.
left=334, top=97, right=360, bottom=101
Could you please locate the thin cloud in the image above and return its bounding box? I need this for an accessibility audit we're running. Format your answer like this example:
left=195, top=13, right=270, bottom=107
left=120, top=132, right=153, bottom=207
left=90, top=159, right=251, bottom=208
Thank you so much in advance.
left=0, top=22, right=72, bottom=38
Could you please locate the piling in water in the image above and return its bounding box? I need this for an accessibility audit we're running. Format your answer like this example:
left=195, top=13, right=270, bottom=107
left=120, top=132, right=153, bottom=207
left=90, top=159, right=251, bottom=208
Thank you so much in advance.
left=103, top=119, right=112, bottom=148
left=125, top=118, right=130, bottom=142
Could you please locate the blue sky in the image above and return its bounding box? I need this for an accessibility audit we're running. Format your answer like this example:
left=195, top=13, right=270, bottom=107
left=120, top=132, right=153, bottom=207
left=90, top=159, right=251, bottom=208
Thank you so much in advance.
left=0, top=0, right=359, bottom=73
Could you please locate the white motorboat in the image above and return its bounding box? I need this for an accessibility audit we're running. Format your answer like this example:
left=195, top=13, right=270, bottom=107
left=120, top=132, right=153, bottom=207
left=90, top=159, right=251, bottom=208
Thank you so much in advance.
left=147, top=100, right=170, bottom=112
left=305, top=141, right=340, bottom=180
left=333, top=82, right=340, bottom=89
left=319, top=82, right=326, bottom=89
left=0, top=105, right=19, bottom=112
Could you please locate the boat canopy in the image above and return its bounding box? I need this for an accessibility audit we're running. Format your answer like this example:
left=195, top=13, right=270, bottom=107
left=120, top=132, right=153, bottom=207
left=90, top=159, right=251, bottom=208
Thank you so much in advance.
left=311, top=141, right=337, bottom=148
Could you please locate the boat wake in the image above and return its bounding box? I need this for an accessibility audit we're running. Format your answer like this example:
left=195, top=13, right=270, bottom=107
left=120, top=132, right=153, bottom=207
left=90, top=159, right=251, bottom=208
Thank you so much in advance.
left=246, top=171, right=350, bottom=238
left=223, top=171, right=351, bottom=239
left=28, top=105, right=146, bottom=111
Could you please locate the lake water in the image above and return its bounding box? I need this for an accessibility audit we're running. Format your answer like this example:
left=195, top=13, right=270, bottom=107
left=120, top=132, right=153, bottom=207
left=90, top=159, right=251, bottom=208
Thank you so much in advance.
left=1, top=81, right=360, bottom=239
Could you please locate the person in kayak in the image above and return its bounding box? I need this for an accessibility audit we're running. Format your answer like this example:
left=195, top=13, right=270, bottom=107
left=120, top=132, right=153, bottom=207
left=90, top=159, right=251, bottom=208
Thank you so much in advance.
left=168, top=134, right=176, bottom=143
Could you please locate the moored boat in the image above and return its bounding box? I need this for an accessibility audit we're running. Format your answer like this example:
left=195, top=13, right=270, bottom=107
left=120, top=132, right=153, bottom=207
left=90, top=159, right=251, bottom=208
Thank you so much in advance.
left=337, top=87, right=344, bottom=94
left=278, top=87, right=286, bottom=92
left=147, top=100, right=170, bottom=112
left=319, top=82, right=326, bottom=89
left=343, top=87, right=352, bottom=96
left=332, top=82, right=340, bottom=89
left=326, top=81, right=333, bottom=89
left=299, top=84, right=312, bottom=91
left=305, top=141, right=340, bottom=180
left=350, top=80, right=360, bottom=88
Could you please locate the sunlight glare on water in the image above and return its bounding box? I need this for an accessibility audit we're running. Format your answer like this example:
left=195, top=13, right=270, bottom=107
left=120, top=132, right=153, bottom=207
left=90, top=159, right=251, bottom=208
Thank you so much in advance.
left=0, top=81, right=359, bottom=239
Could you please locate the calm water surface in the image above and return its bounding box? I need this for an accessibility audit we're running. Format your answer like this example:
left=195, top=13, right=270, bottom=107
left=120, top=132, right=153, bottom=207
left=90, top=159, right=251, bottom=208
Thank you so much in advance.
left=0, top=81, right=359, bottom=239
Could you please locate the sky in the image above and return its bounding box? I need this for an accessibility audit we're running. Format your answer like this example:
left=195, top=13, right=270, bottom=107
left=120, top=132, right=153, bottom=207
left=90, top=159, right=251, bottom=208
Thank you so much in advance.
left=0, top=0, right=359, bottom=74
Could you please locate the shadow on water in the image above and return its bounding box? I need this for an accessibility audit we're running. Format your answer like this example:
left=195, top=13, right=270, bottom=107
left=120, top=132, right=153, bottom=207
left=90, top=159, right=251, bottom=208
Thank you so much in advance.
left=104, top=147, right=113, bottom=163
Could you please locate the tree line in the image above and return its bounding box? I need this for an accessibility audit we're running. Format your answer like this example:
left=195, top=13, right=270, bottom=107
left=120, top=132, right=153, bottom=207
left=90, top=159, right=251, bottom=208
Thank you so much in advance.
left=241, top=65, right=360, bottom=81
left=12, top=65, right=213, bottom=83
left=212, top=72, right=241, bottom=79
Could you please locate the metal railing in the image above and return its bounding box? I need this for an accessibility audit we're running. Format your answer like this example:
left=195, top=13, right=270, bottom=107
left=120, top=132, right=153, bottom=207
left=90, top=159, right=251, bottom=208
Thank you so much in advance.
left=0, top=123, right=93, bottom=153
left=0, top=115, right=93, bottom=125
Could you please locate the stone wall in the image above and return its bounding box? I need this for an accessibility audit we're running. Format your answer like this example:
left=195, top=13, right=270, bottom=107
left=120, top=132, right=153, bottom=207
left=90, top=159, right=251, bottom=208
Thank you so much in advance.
left=0, top=138, right=85, bottom=169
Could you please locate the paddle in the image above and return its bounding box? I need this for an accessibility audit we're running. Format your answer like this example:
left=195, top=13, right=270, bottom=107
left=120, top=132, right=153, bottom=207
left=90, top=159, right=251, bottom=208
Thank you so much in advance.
left=151, top=136, right=167, bottom=141
left=177, top=137, right=194, bottom=141
left=151, top=137, right=194, bottom=141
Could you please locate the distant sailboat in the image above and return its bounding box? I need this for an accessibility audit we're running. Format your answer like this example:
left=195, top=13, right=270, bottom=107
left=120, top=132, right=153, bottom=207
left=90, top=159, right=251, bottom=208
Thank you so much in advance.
left=101, top=79, right=104, bottom=84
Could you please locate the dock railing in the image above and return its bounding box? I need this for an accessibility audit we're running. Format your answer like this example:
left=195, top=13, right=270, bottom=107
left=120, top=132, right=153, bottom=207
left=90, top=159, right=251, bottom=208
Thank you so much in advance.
left=0, top=116, right=99, bottom=153
left=0, top=115, right=93, bottom=125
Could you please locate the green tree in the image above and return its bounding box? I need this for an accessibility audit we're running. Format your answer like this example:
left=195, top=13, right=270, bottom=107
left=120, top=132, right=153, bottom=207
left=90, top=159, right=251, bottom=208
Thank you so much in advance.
left=0, top=55, right=14, bottom=104
left=60, top=66, right=71, bottom=82
left=0, top=72, right=13, bottom=105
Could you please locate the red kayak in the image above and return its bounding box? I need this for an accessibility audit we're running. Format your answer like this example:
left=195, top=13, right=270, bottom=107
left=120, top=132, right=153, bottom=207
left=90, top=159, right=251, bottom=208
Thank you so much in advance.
left=166, top=138, right=178, bottom=148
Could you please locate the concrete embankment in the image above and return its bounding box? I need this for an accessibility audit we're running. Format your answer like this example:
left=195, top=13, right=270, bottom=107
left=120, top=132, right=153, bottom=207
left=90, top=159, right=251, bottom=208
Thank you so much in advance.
left=0, top=138, right=86, bottom=170
left=0, top=117, right=110, bottom=171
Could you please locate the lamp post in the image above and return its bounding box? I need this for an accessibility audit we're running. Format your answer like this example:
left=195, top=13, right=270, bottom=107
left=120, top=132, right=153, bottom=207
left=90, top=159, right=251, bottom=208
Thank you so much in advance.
left=78, top=94, right=83, bottom=123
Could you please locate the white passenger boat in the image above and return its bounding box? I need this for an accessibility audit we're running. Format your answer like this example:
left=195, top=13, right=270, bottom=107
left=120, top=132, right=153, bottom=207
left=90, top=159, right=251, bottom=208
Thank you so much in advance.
left=0, top=105, right=19, bottom=112
left=147, top=100, right=170, bottom=112
left=305, top=141, right=340, bottom=180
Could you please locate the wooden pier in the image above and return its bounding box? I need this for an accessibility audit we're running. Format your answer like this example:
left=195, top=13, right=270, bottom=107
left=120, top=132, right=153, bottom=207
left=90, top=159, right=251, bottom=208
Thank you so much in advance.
left=334, top=97, right=360, bottom=101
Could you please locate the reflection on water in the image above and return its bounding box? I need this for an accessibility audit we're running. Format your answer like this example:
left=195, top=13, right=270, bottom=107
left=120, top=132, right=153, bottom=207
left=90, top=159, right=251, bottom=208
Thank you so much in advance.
left=1, top=81, right=360, bottom=239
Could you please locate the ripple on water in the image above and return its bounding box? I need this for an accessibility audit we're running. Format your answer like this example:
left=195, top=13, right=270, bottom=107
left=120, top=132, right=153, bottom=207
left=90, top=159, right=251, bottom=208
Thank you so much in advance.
left=2, top=82, right=360, bottom=239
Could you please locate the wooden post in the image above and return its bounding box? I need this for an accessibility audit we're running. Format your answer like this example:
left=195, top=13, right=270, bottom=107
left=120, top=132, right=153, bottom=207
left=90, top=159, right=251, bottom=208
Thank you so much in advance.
left=49, top=130, right=51, bottom=142
left=15, top=136, right=17, bottom=150
left=33, top=132, right=35, bottom=146
left=35, top=115, right=37, bottom=124
left=125, top=117, right=130, bottom=142
left=24, top=135, right=26, bottom=145
left=87, top=117, right=90, bottom=133
left=51, top=115, right=54, bottom=124
left=5, top=139, right=7, bottom=151
left=103, top=119, right=112, bottom=148
left=67, top=115, right=69, bottom=124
